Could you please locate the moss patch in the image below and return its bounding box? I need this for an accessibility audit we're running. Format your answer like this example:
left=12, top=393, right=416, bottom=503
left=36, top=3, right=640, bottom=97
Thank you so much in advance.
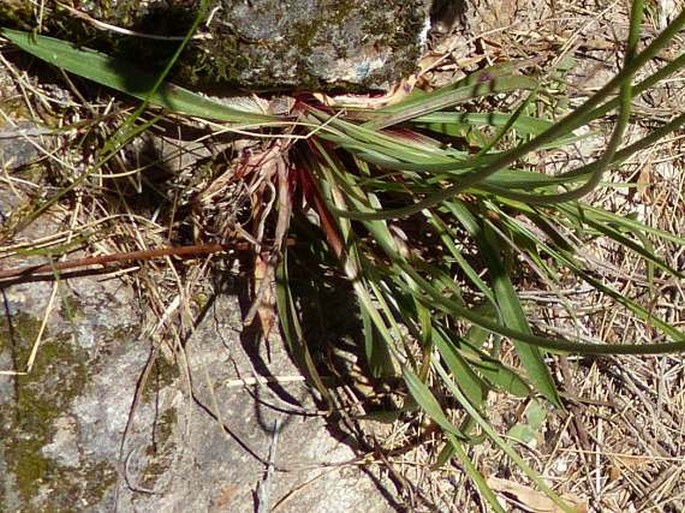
left=1, top=1, right=426, bottom=92
left=140, top=352, right=178, bottom=403
left=0, top=313, right=116, bottom=511
left=140, top=407, right=179, bottom=490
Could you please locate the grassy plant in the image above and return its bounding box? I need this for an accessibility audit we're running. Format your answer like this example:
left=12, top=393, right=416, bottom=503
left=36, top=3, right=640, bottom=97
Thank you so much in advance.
left=2, top=1, right=684, bottom=510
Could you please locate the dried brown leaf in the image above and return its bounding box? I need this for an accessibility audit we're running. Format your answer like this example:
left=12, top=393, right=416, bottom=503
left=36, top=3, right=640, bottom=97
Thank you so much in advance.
left=486, top=476, right=587, bottom=513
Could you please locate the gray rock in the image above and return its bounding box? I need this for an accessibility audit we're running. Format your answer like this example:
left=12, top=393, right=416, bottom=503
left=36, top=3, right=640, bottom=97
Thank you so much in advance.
left=0, top=121, right=50, bottom=170
left=196, top=0, right=431, bottom=89
left=2, top=0, right=435, bottom=91
left=0, top=187, right=397, bottom=512
left=0, top=8, right=411, bottom=507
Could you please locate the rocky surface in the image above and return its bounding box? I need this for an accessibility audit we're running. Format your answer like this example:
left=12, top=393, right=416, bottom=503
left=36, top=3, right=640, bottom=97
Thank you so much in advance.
left=0, top=199, right=397, bottom=512
left=0, top=0, right=436, bottom=91
left=0, top=3, right=470, bottom=508
left=0, top=62, right=399, bottom=513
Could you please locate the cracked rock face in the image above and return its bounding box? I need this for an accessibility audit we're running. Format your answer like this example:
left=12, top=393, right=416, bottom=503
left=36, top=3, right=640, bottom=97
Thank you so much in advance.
left=0, top=66, right=399, bottom=511
left=199, top=0, right=431, bottom=89
left=1, top=0, right=434, bottom=91
left=0, top=258, right=398, bottom=512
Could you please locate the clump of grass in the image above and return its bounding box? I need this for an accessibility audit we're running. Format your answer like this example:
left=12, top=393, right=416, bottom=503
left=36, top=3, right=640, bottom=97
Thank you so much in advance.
left=1, top=1, right=684, bottom=510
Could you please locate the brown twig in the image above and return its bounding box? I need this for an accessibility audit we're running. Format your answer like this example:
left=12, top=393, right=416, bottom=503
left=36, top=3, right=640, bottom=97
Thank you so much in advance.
left=0, top=242, right=235, bottom=282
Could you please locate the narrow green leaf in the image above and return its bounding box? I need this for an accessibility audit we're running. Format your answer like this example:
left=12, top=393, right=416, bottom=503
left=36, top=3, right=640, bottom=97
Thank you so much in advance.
left=560, top=202, right=685, bottom=246
left=446, top=200, right=561, bottom=405
left=434, top=329, right=489, bottom=409
left=366, top=62, right=538, bottom=130
left=507, top=399, right=549, bottom=444
left=433, top=442, right=456, bottom=468
left=435, top=362, right=575, bottom=513
left=502, top=211, right=685, bottom=342
left=482, top=224, right=562, bottom=407
left=402, top=367, right=467, bottom=439
left=275, top=254, right=331, bottom=402
left=360, top=301, right=395, bottom=378
left=397, top=258, right=685, bottom=354
left=1, top=28, right=277, bottom=124
left=467, top=353, right=531, bottom=398
left=427, top=212, right=498, bottom=306
left=447, top=434, right=507, bottom=513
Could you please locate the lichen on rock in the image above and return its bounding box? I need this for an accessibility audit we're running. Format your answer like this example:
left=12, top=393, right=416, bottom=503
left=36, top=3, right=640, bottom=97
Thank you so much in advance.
left=0, top=0, right=432, bottom=91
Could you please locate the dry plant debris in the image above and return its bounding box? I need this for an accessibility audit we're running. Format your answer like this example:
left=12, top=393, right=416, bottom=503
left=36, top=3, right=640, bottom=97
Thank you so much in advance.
left=1, top=0, right=684, bottom=512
